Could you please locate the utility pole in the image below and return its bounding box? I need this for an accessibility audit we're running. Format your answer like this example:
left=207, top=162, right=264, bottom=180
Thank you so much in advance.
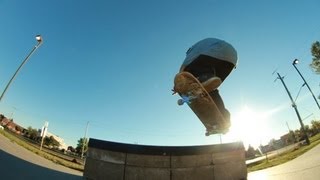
left=276, top=72, right=310, bottom=145
left=81, top=121, right=89, bottom=159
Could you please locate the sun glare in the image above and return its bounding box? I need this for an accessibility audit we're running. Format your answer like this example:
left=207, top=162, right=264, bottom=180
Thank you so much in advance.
left=226, top=106, right=271, bottom=148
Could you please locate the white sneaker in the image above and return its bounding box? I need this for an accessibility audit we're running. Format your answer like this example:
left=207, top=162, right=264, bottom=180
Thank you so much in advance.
left=202, top=76, right=221, bottom=92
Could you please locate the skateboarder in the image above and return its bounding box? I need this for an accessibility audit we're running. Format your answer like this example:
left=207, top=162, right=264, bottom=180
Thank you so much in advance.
left=179, top=38, right=238, bottom=125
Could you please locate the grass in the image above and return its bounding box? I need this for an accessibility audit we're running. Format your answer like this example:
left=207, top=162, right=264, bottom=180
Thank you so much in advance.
left=0, top=129, right=84, bottom=172
left=247, top=133, right=320, bottom=172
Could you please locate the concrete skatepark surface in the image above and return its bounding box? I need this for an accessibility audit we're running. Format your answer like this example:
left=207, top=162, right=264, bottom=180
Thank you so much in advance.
left=0, top=134, right=82, bottom=180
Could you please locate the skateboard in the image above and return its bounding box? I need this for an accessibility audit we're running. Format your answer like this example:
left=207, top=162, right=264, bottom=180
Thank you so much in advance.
left=173, top=72, right=230, bottom=136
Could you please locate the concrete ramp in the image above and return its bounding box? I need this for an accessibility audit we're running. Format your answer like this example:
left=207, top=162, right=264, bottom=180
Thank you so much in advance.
left=83, top=138, right=247, bottom=180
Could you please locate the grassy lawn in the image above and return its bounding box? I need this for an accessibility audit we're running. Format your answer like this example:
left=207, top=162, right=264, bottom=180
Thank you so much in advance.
left=247, top=133, right=320, bottom=172
left=0, top=129, right=84, bottom=172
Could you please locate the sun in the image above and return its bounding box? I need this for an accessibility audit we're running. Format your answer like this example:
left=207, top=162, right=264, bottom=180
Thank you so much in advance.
left=226, top=105, right=271, bottom=148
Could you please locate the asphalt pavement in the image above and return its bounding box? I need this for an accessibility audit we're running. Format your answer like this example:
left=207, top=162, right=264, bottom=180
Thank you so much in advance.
left=248, top=144, right=320, bottom=180
left=0, top=133, right=82, bottom=180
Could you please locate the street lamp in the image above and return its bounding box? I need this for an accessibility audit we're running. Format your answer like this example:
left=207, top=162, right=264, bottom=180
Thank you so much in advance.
left=81, top=121, right=89, bottom=159
left=276, top=72, right=310, bottom=145
left=0, top=35, right=43, bottom=102
left=35, top=35, right=42, bottom=43
left=292, top=59, right=320, bottom=110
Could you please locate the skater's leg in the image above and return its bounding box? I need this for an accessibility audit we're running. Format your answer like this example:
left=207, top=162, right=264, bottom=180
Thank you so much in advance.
left=182, top=55, right=234, bottom=92
left=209, top=89, right=231, bottom=128
left=199, top=73, right=222, bottom=92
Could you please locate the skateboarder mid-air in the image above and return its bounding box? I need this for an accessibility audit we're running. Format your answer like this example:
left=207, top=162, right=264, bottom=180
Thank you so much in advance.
left=176, top=38, right=238, bottom=128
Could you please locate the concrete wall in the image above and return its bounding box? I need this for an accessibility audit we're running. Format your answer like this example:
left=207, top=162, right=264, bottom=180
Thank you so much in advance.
left=83, top=139, right=247, bottom=180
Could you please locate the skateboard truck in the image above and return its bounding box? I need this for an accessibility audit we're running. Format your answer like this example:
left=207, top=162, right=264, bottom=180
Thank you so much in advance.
left=205, top=125, right=228, bottom=136
left=177, top=94, right=197, bottom=105
left=172, top=87, right=197, bottom=105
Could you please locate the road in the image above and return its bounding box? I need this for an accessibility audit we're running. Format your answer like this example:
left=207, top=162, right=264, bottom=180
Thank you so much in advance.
left=248, top=144, right=320, bottom=180
left=0, top=134, right=82, bottom=180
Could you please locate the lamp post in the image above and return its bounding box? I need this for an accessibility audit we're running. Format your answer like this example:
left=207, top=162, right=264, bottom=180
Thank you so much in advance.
left=276, top=72, right=310, bottom=145
left=0, top=35, right=43, bottom=102
left=81, top=121, right=89, bottom=159
left=292, top=59, right=320, bottom=110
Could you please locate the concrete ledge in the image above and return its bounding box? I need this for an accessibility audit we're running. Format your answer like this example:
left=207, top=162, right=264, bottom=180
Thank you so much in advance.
left=84, top=138, right=247, bottom=180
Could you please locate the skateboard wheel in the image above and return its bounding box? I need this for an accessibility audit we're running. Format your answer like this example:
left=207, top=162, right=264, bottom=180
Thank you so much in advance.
left=177, top=99, right=184, bottom=106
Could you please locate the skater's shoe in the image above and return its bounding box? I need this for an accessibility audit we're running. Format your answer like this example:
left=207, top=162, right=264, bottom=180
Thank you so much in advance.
left=202, top=76, right=221, bottom=92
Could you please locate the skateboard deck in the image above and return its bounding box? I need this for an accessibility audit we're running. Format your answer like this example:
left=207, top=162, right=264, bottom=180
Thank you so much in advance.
left=173, top=72, right=230, bottom=136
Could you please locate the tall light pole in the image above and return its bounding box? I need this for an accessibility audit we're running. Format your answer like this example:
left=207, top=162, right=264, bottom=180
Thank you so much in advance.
left=81, top=121, right=89, bottom=159
left=0, top=35, right=43, bottom=102
left=276, top=72, right=310, bottom=145
left=292, top=59, right=320, bottom=110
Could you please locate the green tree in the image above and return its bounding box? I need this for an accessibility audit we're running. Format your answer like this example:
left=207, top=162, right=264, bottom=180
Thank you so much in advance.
left=0, top=114, right=4, bottom=121
left=301, top=125, right=310, bottom=136
left=289, top=130, right=296, bottom=143
left=68, top=146, right=76, bottom=152
left=15, top=126, right=23, bottom=132
left=311, top=120, right=320, bottom=133
left=76, top=137, right=88, bottom=155
left=284, top=130, right=296, bottom=144
left=245, top=144, right=256, bottom=159
left=294, top=129, right=300, bottom=137
left=310, top=41, right=320, bottom=74
left=27, top=126, right=39, bottom=140
left=44, top=136, right=60, bottom=148
left=304, top=125, right=310, bottom=132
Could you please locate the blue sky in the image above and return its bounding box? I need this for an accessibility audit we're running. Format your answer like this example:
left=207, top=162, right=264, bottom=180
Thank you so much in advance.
left=0, top=0, right=320, bottom=148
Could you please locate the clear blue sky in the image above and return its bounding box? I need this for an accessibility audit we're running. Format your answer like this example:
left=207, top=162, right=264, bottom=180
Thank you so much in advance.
left=0, top=0, right=319, bottom=148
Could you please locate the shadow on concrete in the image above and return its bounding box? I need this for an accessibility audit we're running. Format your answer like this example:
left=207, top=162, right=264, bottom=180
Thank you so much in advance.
left=0, top=149, right=82, bottom=180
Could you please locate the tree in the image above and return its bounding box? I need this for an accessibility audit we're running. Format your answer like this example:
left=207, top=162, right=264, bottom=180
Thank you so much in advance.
left=301, top=125, right=310, bottom=136
left=294, top=129, right=301, bottom=140
left=311, top=120, right=320, bottom=133
left=304, top=125, right=310, bottom=132
left=268, top=138, right=277, bottom=150
left=76, top=137, right=88, bottom=155
left=283, top=130, right=297, bottom=144
left=68, top=146, right=76, bottom=153
left=288, top=130, right=297, bottom=143
left=0, top=114, right=4, bottom=121
left=245, top=144, right=256, bottom=159
left=310, top=41, right=320, bottom=74
left=44, top=136, right=60, bottom=148
left=15, top=126, right=23, bottom=133
left=27, top=126, right=39, bottom=141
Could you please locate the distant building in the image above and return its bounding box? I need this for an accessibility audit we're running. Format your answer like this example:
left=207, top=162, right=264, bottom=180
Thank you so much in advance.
left=270, top=139, right=284, bottom=150
left=0, top=116, right=10, bottom=127
left=0, top=116, right=26, bottom=135
left=46, top=132, right=68, bottom=150
left=259, top=144, right=272, bottom=154
left=0, top=113, right=68, bottom=150
left=259, top=138, right=286, bottom=154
